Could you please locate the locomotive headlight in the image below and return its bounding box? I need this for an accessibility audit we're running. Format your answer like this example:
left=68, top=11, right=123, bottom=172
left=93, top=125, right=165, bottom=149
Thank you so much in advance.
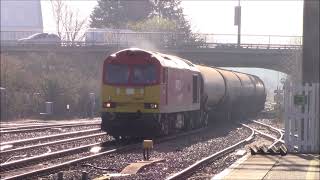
left=103, top=102, right=116, bottom=108
left=144, top=103, right=158, bottom=109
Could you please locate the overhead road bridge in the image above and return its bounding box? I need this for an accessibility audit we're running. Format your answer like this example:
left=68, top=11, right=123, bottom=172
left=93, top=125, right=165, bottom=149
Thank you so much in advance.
left=0, top=33, right=302, bottom=75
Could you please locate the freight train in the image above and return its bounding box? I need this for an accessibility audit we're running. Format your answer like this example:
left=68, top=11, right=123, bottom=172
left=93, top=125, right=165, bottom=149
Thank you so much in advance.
left=101, top=48, right=266, bottom=138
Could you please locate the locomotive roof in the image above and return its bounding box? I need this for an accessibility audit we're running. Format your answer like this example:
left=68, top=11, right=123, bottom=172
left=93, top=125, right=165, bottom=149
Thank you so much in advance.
left=112, top=48, right=200, bottom=72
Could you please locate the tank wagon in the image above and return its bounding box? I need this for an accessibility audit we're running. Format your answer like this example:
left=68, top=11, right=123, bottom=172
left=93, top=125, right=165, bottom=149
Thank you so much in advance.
left=101, top=48, right=266, bottom=138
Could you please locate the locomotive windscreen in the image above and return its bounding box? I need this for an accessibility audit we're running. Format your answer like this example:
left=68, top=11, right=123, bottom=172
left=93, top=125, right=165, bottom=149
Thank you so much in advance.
left=105, top=63, right=157, bottom=85
left=105, top=64, right=129, bottom=84
left=131, top=64, right=157, bottom=84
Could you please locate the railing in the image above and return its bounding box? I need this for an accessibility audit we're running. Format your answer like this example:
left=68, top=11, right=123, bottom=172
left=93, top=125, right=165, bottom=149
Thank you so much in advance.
left=1, top=30, right=302, bottom=50
left=1, top=40, right=302, bottom=50
left=284, top=82, right=320, bottom=153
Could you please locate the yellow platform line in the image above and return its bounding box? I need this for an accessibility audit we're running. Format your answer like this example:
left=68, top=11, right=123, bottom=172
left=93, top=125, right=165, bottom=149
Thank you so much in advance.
left=306, top=159, right=320, bottom=180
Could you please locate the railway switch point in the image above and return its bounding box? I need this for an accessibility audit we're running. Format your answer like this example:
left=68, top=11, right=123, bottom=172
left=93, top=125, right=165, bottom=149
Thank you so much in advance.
left=143, top=140, right=153, bottom=160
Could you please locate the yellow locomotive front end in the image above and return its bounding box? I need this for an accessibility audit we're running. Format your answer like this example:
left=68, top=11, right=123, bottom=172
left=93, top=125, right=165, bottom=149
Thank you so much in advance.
left=100, top=49, right=163, bottom=137
left=101, top=85, right=160, bottom=114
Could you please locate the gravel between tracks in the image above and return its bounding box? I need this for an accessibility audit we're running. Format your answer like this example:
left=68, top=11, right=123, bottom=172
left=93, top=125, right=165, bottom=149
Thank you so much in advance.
left=0, top=125, right=100, bottom=142
left=39, top=123, right=252, bottom=180
left=188, top=136, right=273, bottom=180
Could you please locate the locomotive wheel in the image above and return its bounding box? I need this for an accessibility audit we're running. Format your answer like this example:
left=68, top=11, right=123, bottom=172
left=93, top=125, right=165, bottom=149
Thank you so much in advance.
left=160, top=114, right=169, bottom=135
left=175, top=113, right=185, bottom=130
left=202, top=111, right=209, bottom=127
left=187, top=112, right=195, bottom=130
left=161, top=120, right=169, bottom=135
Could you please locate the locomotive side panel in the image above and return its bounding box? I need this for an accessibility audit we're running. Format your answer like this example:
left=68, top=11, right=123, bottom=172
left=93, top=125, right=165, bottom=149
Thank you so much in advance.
left=160, top=67, right=200, bottom=113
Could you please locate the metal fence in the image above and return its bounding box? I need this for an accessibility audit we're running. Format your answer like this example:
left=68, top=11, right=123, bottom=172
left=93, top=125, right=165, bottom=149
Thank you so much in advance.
left=0, top=30, right=302, bottom=49
left=284, top=82, right=319, bottom=153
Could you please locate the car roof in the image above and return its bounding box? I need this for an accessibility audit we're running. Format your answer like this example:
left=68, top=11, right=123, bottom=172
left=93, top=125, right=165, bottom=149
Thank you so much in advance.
left=28, top=33, right=48, bottom=38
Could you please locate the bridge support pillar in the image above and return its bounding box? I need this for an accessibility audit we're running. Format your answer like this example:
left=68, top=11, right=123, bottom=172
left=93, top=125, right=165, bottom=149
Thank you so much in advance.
left=302, top=0, right=319, bottom=83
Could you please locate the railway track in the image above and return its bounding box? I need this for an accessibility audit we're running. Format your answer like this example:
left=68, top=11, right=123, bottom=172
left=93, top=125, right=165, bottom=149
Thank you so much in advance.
left=0, top=128, right=102, bottom=148
left=0, top=122, right=101, bottom=134
left=166, top=121, right=284, bottom=180
left=0, top=128, right=207, bottom=180
left=0, top=132, right=107, bottom=155
left=0, top=121, right=283, bottom=179
left=44, top=124, right=252, bottom=179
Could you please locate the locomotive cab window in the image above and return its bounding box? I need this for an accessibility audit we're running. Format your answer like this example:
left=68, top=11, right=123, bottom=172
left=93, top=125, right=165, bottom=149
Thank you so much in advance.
left=131, top=64, right=157, bottom=84
left=105, top=64, right=129, bottom=84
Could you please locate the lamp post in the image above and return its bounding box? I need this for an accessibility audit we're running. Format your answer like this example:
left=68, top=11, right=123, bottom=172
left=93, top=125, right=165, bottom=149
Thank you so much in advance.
left=89, top=92, right=95, bottom=119
left=33, top=92, right=41, bottom=117
left=234, top=0, right=241, bottom=47
left=0, top=87, right=7, bottom=121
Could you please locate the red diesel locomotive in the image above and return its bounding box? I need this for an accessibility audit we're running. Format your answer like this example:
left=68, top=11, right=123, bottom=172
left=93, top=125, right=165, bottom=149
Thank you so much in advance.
left=101, top=48, right=266, bottom=138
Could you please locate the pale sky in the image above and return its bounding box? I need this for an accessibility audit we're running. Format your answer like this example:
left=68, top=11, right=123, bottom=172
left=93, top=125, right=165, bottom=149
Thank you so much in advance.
left=41, top=0, right=303, bottom=38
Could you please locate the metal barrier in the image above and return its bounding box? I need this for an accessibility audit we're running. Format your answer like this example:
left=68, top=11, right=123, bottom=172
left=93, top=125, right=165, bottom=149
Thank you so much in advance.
left=1, top=31, right=302, bottom=50
left=284, top=82, right=319, bottom=153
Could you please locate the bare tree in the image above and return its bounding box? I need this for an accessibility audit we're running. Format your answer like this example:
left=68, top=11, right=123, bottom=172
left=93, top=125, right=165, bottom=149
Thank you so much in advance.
left=50, top=0, right=87, bottom=43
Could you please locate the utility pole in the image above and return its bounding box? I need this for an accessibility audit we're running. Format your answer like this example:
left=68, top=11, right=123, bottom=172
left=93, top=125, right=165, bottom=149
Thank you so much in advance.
left=234, top=0, right=241, bottom=47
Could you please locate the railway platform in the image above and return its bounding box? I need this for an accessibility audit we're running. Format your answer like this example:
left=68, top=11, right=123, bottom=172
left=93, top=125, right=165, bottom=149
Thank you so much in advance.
left=212, top=154, right=319, bottom=180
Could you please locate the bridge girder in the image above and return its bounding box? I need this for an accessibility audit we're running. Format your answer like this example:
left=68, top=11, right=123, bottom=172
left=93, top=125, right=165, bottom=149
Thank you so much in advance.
left=1, top=46, right=301, bottom=76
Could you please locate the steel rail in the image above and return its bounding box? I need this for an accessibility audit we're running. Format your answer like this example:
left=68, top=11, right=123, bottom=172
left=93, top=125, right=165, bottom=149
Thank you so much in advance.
left=242, top=123, right=284, bottom=150
left=0, top=123, right=100, bottom=134
left=1, top=148, right=118, bottom=180
left=1, top=127, right=208, bottom=180
left=251, top=120, right=284, bottom=147
left=0, top=121, right=101, bottom=132
left=0, top=128, right=101, bottom=147
left=0, top=141, right=103, bottom=172
left=166, top=125, right=255, bottom=180
left=0, top=132, right=107, bottom=154
left=166, top=122, right=285, bottom=180
left=252, top=120, right=285, bottom=133
left=241, top=124, right=278, bottom=141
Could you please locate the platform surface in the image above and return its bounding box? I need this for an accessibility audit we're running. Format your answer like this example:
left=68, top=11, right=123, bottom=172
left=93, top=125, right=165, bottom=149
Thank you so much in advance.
left=212, top=154, right=319, bottom=180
